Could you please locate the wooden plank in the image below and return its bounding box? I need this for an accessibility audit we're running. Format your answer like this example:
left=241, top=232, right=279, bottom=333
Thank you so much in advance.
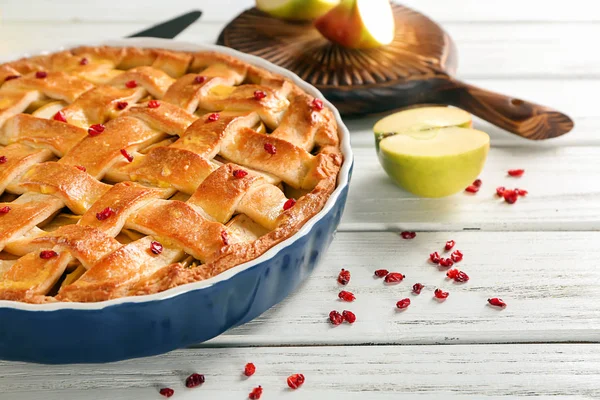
left=207, top=232, right=600, bottom=346
left=1, top=0, right=597, bottom=22
left=2, top=21, right=599, bottom=80
left=1, top=344, right=599, bottom=399
left=338, top=147, right=600, bottom=231
left=347, top=78, right=600, bottom=148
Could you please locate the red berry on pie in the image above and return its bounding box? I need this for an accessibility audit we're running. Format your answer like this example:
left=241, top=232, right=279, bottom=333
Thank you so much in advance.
left=116, top=101, right=128, bottom=110
left=88, top=123, right=105, bottom=137
left=0, top=206, right=10, bottom=215
left=0, top=156, right=7, bottom=164
left=150, top=241, right=163, bottom=255
left=148, top=100, right=160, bottom=108
left=232, top=169, right=248, bottom=179
left=79, top=57, right=89, bottom=66
left=264, top=143, right=277, bottom=154
left=311, top=98, right=324, bottom=111
left=53, top=111, right=67, bottom=122
left=125, top=80, right=137, bottom=88
left=35, top=71, right=48, bottom=79
left=283, top=198, right=296, bottom=210
left=96, top=207, right=115, bottom=221
left=207, top=113, right=220, bottom=122
left=194, top=75, right=206, bottom=84
left=40, top=250, right=58, bottom=259
left=253, top=90, right=267, bottom=100
left=120, top=149, right=134, bottom=162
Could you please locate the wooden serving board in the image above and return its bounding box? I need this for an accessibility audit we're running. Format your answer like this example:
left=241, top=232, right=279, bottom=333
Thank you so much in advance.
left=217, top=4, right=573, bottom=140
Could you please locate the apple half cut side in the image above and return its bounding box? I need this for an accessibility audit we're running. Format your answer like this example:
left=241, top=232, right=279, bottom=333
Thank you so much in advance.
left=256, top=0, right=340, bottom=20
left=374, top=107, right=490, bottom=198
left=315, top=0, right=395, bottom=49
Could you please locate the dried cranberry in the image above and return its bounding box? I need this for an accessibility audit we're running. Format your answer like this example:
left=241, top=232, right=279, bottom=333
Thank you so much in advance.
left=342, top=310, right=356, bottom=323
left=287, top=374, right=305, bottom=389
left=473, top=179, right=482, bottom=187
left=0, top=156, right=6, bottom=164
left=221, top=230, right=229, bottom=245
left=434, top=288, right=449, bottom=299
left=148, top=100, right=160, bottom=109
left=88, top=123, right=105, bottom=137
left=396, top=298, right=411, bottom=309
left=194, top=75, right=206, bottom=84
left=445, top=240, right=455, bottom=251
left=232, top=169, right=248, bottom=179
left=150, top=241, right=163, bottom=255
left=412, top=283, right=424, bottom=294
left=159, top=388, right=174, bottom=398
left=465, top=185, right=479, bottom=193
left=283, top=198, right=296, bottom=211
left=384, top=272, right=405, bottom=283
left=515, top=188, right=528, bottom=196
left=253, top=90, right=267, bottom=100
left=40, top=250, right=58, bottom=259
left=400, top=231, right=416, bottom=239
left=374, top=269, right=389, bottom=277
left=503, top=189, right=518, bottom=204
left=244, top=362, right=256, bottom=377
left=439, top=258, right=454, bottom=268
left=35, top=71, right=47, bottom=79
left=207, top=113, right=220, bottom=122
left=120, top=149, right=134, bottom=162
left=53, top=111, right=67, bottom=122
left=4, top=75, right=20, bottom=82
left=337, top=269, right=350, bottom=285
left=496, top=186, right=506, bottom=196
left=488, top=297, right=506, bottom=308
left=79, top=57, right=89, bottom=66
left=329, top=310, right=343, bottom=325
left=185, top=373, right=205, bottom=388
left=96, top=207, right=115, bottom=221
left=75, top=165, right=86, bottom=172
left=446, top=269, right=459, bottom=280
left=311, top=98, right=324, bottom=111
left=0, top=206, right=10, bottom=215
left=338, top=290, right=355, bottom=302
left=450, top=250, right=463, bottom=263
left=116, top=101, right=128, bottom=110
left=249, top=386, right=263, bottom=399
left=125, top=80, right=137, bottom=88
left=508, top=169, right=524, bottom=177
left=429, top=251, right=441, bottom=264
left=264, top=143, right=276, bottom=155
left=455, top=271, right=469, bottom=283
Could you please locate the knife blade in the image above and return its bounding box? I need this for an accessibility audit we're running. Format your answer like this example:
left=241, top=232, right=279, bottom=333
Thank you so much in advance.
left=127, top=10, right=202, bottom=39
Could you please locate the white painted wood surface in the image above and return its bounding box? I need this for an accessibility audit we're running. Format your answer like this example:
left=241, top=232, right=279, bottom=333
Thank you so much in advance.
left=2, top=344, right=600, bottom=399
left=1, top=0, right=599, bottom=398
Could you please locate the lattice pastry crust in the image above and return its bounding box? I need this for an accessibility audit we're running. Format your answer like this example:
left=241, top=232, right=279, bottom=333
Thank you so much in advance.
left=0, top=46, right=342, bottom=303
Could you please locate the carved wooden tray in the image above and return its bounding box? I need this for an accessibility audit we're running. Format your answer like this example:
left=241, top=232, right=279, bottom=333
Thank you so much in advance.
left=217, top=4, right=573, bottom=140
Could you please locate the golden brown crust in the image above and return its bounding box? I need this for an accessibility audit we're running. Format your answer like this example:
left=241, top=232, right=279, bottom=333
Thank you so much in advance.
left=0, top=46, right=343, bottom=303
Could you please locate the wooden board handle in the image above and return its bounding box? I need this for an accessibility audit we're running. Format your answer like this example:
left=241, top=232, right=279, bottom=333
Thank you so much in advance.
left=438, top=79, right=574, bottom=140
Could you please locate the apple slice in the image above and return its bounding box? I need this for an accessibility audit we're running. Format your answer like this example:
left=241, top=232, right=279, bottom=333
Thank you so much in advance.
left=374, top=107, right=490, bottom=198
left=256, top=0, right=340, bottom=20
left=315, top=0, right=395, bottom=49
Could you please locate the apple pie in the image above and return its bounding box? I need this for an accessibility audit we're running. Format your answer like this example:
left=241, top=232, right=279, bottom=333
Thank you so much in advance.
left=0, top=46, right=342, bottom=303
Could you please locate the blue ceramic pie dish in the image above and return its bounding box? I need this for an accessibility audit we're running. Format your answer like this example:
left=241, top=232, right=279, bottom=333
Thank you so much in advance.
left=0, top=38, right=353, bottom=364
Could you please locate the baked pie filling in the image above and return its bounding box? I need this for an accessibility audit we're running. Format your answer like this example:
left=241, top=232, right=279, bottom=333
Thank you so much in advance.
left=0, top=46, right=342, bottom=303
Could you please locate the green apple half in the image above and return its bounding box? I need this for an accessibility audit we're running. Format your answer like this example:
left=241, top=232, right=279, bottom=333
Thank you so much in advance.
left=256, top=0, right=340, bottom=20
left=315, top=0, right=395, bottom=49
left=374, top=107, right=490, bottom=198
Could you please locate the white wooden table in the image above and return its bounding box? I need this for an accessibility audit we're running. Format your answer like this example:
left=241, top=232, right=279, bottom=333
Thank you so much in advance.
left=1, top=1, right=600, bottom=398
